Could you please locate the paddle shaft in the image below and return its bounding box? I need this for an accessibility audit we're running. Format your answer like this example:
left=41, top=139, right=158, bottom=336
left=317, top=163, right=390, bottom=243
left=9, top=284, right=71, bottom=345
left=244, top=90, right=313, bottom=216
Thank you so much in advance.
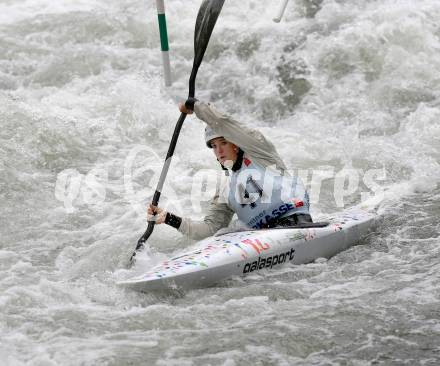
left=132, top=112, right=187, bottom=255
left=131, top=0, right=225, bottom=262
left=273, top=0, right=290, bottom=22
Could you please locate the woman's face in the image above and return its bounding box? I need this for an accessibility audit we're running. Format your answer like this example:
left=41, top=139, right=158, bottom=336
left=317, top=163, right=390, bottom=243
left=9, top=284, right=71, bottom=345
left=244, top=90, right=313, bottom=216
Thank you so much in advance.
left=210, top=137, right=239, bottom=167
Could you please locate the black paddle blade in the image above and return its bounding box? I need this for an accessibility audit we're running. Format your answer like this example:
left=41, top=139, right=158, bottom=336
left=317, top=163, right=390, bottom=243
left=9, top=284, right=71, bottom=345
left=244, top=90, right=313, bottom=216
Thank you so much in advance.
left=189, top=0, right=226, bottom=97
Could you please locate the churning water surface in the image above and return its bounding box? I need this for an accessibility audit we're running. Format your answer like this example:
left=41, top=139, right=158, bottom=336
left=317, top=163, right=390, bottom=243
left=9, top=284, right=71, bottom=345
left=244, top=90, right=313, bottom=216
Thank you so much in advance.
left=1, top=0, right=439, bottom=365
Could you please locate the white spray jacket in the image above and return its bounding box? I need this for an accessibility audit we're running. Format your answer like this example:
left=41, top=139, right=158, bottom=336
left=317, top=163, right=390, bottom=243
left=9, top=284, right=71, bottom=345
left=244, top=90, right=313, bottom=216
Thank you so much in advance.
left=177, top=101, right=306, bottom=240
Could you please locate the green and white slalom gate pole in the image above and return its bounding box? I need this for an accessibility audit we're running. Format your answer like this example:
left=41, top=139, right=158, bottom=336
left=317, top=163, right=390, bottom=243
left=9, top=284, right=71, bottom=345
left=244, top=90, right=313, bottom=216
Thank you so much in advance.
left=156, top=0, right=172, bottom=86
left=273, top=0, right=290, bottom=23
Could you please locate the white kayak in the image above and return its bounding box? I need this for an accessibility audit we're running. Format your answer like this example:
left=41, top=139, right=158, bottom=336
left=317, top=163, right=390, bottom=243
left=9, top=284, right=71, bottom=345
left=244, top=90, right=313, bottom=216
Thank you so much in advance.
left=119, top=209, right=376, bottom=291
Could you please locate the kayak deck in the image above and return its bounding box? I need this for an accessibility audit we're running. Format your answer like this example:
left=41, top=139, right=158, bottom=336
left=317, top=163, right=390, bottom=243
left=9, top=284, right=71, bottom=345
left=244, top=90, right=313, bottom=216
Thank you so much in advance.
left=118, top=209, right=376, bottom=291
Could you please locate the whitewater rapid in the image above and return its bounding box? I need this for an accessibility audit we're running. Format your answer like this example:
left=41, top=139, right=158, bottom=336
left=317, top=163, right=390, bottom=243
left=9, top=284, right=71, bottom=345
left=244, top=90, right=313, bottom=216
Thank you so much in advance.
left=1, top=0, right=439, bottom=364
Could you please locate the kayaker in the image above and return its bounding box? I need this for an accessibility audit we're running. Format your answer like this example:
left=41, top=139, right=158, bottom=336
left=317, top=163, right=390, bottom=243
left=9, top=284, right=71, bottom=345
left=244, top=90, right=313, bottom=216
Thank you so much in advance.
left=147, top=98, right=311, bottom=240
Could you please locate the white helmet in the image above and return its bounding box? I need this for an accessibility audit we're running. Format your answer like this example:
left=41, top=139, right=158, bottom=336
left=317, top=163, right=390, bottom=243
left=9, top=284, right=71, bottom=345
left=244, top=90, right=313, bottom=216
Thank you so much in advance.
left=204, top=126, right=223, bottom=148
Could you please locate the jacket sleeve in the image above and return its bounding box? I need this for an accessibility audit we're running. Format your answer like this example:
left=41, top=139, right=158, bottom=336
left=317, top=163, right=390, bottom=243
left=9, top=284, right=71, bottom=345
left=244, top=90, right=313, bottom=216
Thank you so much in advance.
left=194, top=101, right=286, bottom=171
left=177, top=194, right=235, bottom=241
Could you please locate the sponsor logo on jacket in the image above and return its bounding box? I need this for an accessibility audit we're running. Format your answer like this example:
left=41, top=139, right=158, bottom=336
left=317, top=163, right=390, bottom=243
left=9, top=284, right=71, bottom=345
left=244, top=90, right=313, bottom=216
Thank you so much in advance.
left=250, top=202, right=296, bottom=229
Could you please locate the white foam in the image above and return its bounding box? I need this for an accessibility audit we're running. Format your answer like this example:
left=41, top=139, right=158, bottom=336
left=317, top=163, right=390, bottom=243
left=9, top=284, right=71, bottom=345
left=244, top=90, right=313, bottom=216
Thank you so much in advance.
left=1, top=0, right=440, bottom=364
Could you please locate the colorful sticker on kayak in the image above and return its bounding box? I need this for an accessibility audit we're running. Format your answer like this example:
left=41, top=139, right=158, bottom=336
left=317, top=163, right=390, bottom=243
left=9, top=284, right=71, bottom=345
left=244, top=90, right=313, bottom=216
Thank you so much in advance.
left=333, top=223, right=343, bottom=232
left=233, top=238, right=271, bottom=259
left=143, top=237, right=263, bottom=279
left=304, top=229, right=316, bottom=241
left=142, top=245, right=222, bottom=279
left=287, top=232, right=306, bottom=242
left=242, top=239, right=270, bottom=254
